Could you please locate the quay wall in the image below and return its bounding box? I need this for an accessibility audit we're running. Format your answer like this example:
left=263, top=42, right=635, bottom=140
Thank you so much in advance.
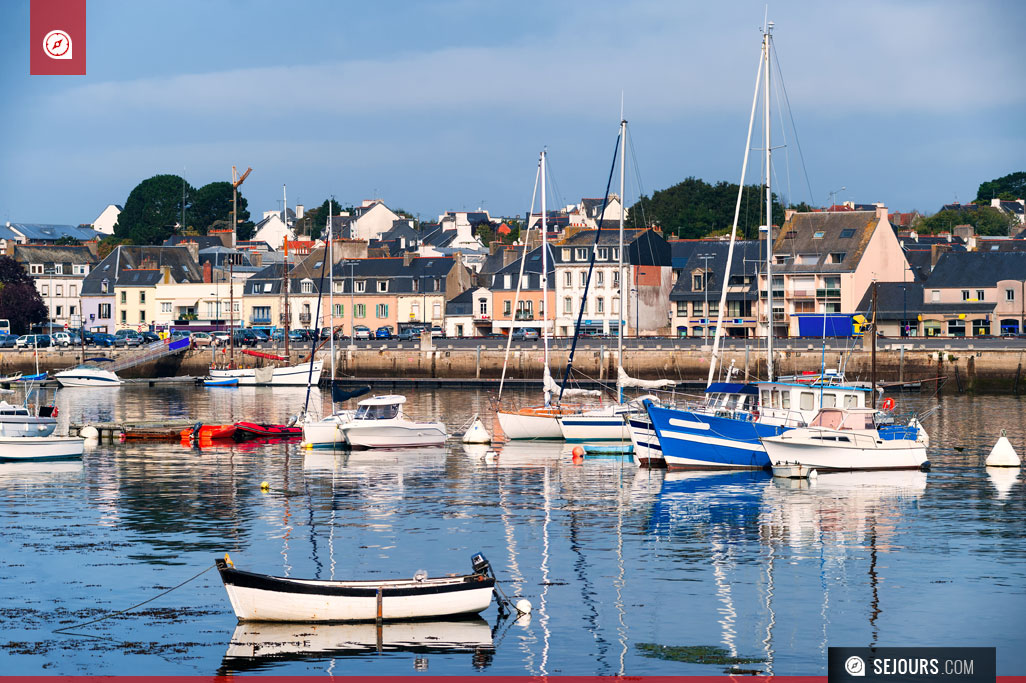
left=4, top=344, right=1025, bottom=393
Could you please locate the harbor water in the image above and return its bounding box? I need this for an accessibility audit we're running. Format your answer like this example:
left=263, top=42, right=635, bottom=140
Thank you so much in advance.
left=1, top=385, right=1024, bottom=675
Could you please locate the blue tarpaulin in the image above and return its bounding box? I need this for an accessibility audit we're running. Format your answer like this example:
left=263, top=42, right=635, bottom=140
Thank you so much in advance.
left=796, top=315, right=855, bottom=337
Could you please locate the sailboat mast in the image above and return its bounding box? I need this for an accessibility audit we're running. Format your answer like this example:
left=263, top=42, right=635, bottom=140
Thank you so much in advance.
left=764, top=22, right=775, bottom=381
left=283, top=184, right=290, bottom=359
left=617, top=118, right=626, bottom=404
left=541, top=148, right=551, bottom=408
left=328, top=199, right=335, bottom=386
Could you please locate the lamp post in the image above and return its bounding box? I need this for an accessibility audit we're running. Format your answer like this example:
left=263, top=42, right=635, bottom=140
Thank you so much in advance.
left=828, top=186, right=846, bottom=210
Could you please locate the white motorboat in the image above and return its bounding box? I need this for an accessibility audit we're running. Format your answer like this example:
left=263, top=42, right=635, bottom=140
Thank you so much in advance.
left=215, top=553, right=495, bottom=622
left=301, top=410, right=354, bottom=448
left=760, top=407, right=929, bottom=472
left=54, top=365, right=123, bottom=387
left=0, top=435, right=85, bottom=461
left=0, top=393, right=57, bottom=438
left=208, top=359, right=323, bottom=386
left=340, top=395, right=446, bottom=449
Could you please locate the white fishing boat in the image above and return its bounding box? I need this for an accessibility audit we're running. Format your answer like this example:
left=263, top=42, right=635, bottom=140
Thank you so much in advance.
left=760, top=407, right=929, bottom=472
left=339, top=395, right=446, bottom=449
left=0, top=389, right=57, bottom=438
left=215, top=553, right=495, bottom=622
left=209, top=358, right=323, bottom=386
left=54, top=365, right=123, bottom=387
left=0, top=435, right=85, bottom=461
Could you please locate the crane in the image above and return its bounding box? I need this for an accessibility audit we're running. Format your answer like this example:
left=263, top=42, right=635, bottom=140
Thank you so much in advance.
left=231, top=165, right=252, bottom=248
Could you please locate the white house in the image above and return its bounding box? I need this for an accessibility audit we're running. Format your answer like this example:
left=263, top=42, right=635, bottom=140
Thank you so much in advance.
left=92, top=204, right=122, bottom=235
left=348, top=200, right=401, bottom=241
left=252, top=213, right=295, bottom=249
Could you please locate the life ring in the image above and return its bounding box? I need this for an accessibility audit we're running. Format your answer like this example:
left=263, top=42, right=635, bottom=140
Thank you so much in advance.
left=881, top=397, right=895, bottom=411
left=750, top=410, right=760, bottom=422
left=52, top=406, right=58, bottom=417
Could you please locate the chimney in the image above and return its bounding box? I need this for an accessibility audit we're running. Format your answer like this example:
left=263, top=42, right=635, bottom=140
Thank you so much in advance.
left=203, top=260, right=212, bottom=283
left=296, top=204, right=304, bottom=219
left=930, top=244, right=950, bottom=269
left=403, top=251, right=416, bottom=267
left=875, top=204, right=889, bottom=223
left=161, top=265, right=171, bottom=284
left=184, top=242, right=199, bottom=264
left=785, top=208, right=797, bottom=221
left=250, top=251, right=262, bottom=267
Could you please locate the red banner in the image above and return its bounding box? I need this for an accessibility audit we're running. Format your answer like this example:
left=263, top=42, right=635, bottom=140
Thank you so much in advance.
left=30, top=0, right=86, bottom=75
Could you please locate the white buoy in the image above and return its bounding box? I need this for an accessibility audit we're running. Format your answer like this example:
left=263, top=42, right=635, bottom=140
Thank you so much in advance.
left=986, top=431, right=1021, bottom=467
left=461, top=414, right=491, bottom=444
left=462, top=444, right=489, bottom=459
left=987, top=467, right=1019, bottom=499
left=80, top=425, right=99, bottom=439
left=514, top=598, right=533, bottom=615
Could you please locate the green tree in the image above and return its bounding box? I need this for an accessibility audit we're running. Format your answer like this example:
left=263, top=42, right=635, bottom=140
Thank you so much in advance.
left=114, top=174, right=194, bottom=245
left=97, top=235, right=128, bottom=260
left=191, top=181, right=252, bottom=236
left=298, top=198, right=345, bottom=240
left=54, top=235, right=81, bottom=246
left=975, top=171, right=1026, bottom=203
left=0, top=256, right=48, bottom=334
left=627, top=177, right=785, bottom=240
left=918, top=206, right=1013, bottom=236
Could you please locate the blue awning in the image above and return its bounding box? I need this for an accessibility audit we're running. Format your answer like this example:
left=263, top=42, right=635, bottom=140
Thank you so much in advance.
left=705, top=382, right=759, bottom=395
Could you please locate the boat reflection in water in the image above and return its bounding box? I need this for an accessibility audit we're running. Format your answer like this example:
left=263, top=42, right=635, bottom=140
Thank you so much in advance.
left=477, top=440, right=569, bottom=468
left=0, top=459, right=84, bottom=485
left=219, top=618, right=495, bottom=674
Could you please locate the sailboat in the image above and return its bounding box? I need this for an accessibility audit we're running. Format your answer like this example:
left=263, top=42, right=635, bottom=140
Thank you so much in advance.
left=209, top=184, right=323, bottom=386
left=495, top=150, right=581, bottom=440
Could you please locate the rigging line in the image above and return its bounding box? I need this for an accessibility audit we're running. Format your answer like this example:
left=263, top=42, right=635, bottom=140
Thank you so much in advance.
left=771, top=35, right=816, bottom=205
left=498, top=158, right=542, bottom=400
left=54, top=564, right=215, bottom=634
left=558, top=131, right=622, bottom=404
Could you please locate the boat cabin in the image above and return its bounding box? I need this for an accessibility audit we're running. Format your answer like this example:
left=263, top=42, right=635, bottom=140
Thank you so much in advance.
left=809, top=407, right=877, bottom=431
left=354, top=395, right=406, bottom=420
left=702, top=383, right=759, bottom=418
left=757, top=381, right=871, bottom=427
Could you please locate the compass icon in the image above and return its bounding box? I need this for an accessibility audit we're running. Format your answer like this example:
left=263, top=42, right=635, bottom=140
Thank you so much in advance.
left=43, top=29, right=73, bottom=59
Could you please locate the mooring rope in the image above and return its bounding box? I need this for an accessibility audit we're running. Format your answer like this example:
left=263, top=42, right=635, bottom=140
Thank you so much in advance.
left=53, top=564, right=215, bottom=634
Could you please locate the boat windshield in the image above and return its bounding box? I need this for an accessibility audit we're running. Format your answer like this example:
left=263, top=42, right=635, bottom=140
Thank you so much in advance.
left=811, top=409, right=874, bottom=430
left=355, top=403, right=399, bottom=420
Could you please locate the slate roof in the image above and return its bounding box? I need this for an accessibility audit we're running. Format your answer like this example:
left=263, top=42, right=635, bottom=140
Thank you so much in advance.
left=976, top=238, right=1026, bottom=252
left=164, top=235, right=223, bottom=250
left=670, top=240, right=703, bottom=268
left=491, top=245, right=555, bottom=291
left=670, top=240, right=765, bottom=302
left=0, top=224, right=20, bottom=242
left=249, top=256, right=461, bottom=297
left=7, top=223, right=101, bottom=242
left=555, top=228, right=670, bottom=266
left=854, top=282, right=925, bottom=317
left=81, top=246, right=203, bottom=295
left=11, top=245, right=97, bottom=267
left=926, top=251, right=1026, bottom=288
left=772, top=211, right=880, bottom=273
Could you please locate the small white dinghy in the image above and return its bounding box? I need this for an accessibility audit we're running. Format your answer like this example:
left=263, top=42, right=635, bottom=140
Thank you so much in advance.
left=770, top=461, right=818, bottom=479
left=215, top=553, right=496, bottom=623
left=0, top=435, right=85, bottom=461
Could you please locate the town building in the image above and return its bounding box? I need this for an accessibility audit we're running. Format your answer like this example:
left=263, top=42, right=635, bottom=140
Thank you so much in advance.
left=7, top=244, right=98, bottom=329
left=670, top=240, right=763, bottom=338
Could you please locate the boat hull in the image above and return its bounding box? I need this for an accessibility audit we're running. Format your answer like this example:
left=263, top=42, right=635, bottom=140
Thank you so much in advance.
left=627, top=415, right=664, bottom=467
left=302, top=415, right=351, bottom=448
left=496, top=408, right=565, bottom=440
left=558, top=411, right=630, bottom=442
left=645, top=401, right=777, bottom=470
left=215, top=560, right=494, bottom=622
left=0, top=436, right=85, bottom=461
left=762, top=432, right=929, bottom=472
left=233, top=423, right=303, bottom=440
left=209, top=361, right=323, bottom=386
left=341, top=422, right=446, bottom=449
left=54, top=369, right=122, bottom=387
left=0, top=415, right=57, bottom=438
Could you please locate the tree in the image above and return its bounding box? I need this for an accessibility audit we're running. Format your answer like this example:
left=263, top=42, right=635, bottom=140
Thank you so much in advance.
left=627, top=177, right=785, bottom=240
left=54, top=235, right=81, bottom=246
left=97, top=235, right=128, bottom=260
left=918, top=206, right=1014, bottom=236
left=114, top=174, right=194, bottom=245
left=297, top=198, right=345, bottom=240
left=191, top=181, right=252, bottom=236
left=0, top=256, right=48, bottom=334
left=975, top=171, right=1026, bottom=203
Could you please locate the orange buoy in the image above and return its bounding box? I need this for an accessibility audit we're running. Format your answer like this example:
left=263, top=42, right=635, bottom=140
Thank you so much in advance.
left=572, top=446, right=585, bottom=457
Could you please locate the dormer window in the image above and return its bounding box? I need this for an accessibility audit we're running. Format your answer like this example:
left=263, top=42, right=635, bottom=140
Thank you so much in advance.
left=355, top=280, right=366, bottom=293
left=598, top=247, right=608, bottom=260
left=30, top=264, right=43, bottom=275
left=301, top=279, right=314, bottom=294
left=333, top=281, right=343, bottom=293
left=100, top=279, right=109, bottom=294
left=829, top=252, right=846, bottom=264
left=693, top=273, right=705, bottom=291
left=377, top=280, right=388, bottom=293
left=575, top=248, right=587, bottom=261
left=562, top=248, right=571, bottom=260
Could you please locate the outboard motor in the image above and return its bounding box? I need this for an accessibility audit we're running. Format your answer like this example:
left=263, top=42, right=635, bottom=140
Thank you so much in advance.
left=471, top=552, right=492, bottom=577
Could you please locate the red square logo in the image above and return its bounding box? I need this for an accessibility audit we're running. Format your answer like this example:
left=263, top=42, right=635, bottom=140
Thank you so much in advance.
left=30, top=0, right=86, bottom=75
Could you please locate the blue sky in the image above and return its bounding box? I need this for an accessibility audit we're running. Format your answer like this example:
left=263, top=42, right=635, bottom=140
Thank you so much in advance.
left=1, top=0, right=1024, bottom=226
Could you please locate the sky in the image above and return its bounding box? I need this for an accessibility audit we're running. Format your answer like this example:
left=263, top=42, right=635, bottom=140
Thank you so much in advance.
left=1, top=0, right=1024, bottom=227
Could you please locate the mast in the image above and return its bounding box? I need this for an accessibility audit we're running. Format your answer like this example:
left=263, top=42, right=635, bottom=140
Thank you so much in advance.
left=541, top=148, right=551, bottom=408
left=328, top=199, right=335, bottom=387
left=871, top=281, right=878, bottom=408
left=764, top=21, right=775, bottom=381
left=229, top=257, right=235, bottom=367
left=283, top=184, right=290, bottom=359
left=617, top=118, right=626, bottom=404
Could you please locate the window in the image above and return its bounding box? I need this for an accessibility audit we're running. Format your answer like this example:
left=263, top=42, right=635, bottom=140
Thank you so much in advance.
left=693, top=301, right=704, bottom=316
left=333, top=281, right=343, bottom=294
left=676, top=300, right=687, bottom=315
left=206, top=302, right=217, bottom=318
left=829, top=252, right=846, bottom=264
left=611, top=248, right=619, bottom=261
left=479, top=299, right=488, bottom=315
left=596, top=270, right=604, bottom=286
left=41, top=285, right=49, bottom=296
left=98, top=303, right=111, bottom=319
left=521, top=275, right=529, bottom=289
left=579, top=271, right=587, bottom=287
left=839, top=229, right=855, bottom=239
left=822, top=393, right=836, bottom=408
left=693, top=273, right=704, bottom=291
left=355, top=280, right=366, bottom=293
left=433, top=303, right=441, bottom=319
left=794, top=300, right=815, bottom=313
left=813, top=231, right=825, bottom=239
left=976, top=290, right=984, bottom=301
left=561, top=248, right=570, bottom=261
left=563, top=271, right=571, bottom=287
left=301, top=279, right=313, bottom=294
left=160, top=302, right=171, bottom=314
left=784, top=230, right=797, bottom=240
left=139, top=310, right=145, bottom=323
left=354, top=303, right=366, bottom=318
left=30, top=264, right=43, bottom=275
left=825, top=303, right=841, bottom=313
left=74, top=264, right=88, bottom=275
left=101, top=279, right=109, bottom=294
left=411, top=278, right=419, bottom=292
left=333, top=303, right=344, bottom=317
left=56, top=285, right=63, bottom=296
left=55, top=305, right=63, bottom=317
left=233, top=301, right=240, bottom=313
left=503, top=300, right=512, bottom=316
left=613, top=270, right=619, bottom=286
left=376, top=303, right=388, bottom=318
left=844, top=394, right=859, bottom=408
left=598, top=247, right=608, bottom=260
left=120, top=310, right=126, bottom=323
left=434, top=278, right=441, bottom=292
left=961, top=290, right=970, bottom=301
left=412, top=303, right=420, bottom=319
left=596, top=297, right=604, bottom=314
left=54, top=264, right=63, bottom=275
left=253, top=306, right=271, bottom=321
left=932, top=289, right=940, bottom=302
left=947, top=319, right=965, bottom=337
left=800, top=392, right=814, bottom=411
left=139, top=291, right=146, bottom=304
left=575, top=248, right=587, bottom=261
left=564, top=297, right=573, bottom=315
left=504, top=275, right=512, bottom=289
left=70, top=285, right=76, bottom=297
left=263, top=282, right=273, bottom=293
left=709, top=301, right=719, bottom=316
left=1007, top=289, right=1015, bottom=302
left=612, top=296, right=620, bottom=315
left=377, top=281, right=388, bottom=293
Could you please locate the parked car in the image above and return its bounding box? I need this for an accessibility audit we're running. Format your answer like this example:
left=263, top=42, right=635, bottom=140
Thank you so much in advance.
left=140, top=331, right=160, bottom=344
left=0, top=333, right=20, bottom=348
left=50, top=332, right=74, bottom=347
left=15, top=334, right=51, bottom=348
left=375, top=325, right=394, bottom=339
left=232, top=329, right=259, bottom=347
left=251, top=329, right=270, bottom=344
left=353, top=325, right=371, bottom=340
left=287, top=329, right=306, bottom=342
left=190, top=331, right=215, bottom=347
left=114, top=330, right=144, bottom=347
left=430, top=325, right=444, bottom=338
left=397, top=327, right=424, bottom=341
left=91, top=332, right=117, bottom=348
left=511, top=329, right=540, bottom=341
left=270, top=329, right=285, bottom=343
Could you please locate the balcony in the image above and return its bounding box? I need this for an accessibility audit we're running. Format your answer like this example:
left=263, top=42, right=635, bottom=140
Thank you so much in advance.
left=299, top=312, right=312, bottom=324
left=250, top=316, right=272, bottom=325
left=514, top=311, right=534, bottom=321
left=816, top=288, right=841, bottom=298
left=791, top=289, right=815, bottom=298
left=473, top=313, right=491, bottom=321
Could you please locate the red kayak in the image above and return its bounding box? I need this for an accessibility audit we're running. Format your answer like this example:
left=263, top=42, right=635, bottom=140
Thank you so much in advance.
left=180, top=423, right=237, bottom=441
left=233, top=422, right=303, bottom=441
